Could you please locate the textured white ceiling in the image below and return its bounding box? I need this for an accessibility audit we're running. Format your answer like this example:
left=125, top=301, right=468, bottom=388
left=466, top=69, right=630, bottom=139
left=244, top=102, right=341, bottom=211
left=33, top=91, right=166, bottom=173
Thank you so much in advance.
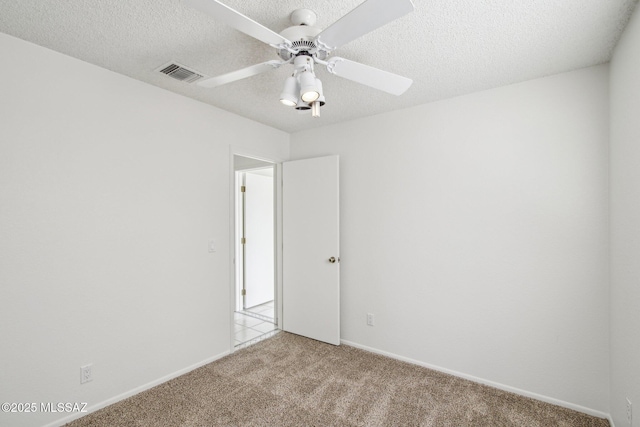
left=0, top=0, right=637, bottom=133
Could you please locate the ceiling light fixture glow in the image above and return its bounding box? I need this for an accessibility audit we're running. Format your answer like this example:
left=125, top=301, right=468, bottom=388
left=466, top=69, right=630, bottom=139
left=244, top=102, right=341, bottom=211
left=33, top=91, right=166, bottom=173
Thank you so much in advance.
left=299, top=71, right=320, bottom=103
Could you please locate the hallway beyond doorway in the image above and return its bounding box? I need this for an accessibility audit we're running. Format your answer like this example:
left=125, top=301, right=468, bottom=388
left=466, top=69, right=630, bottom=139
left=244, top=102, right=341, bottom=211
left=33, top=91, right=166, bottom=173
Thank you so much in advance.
left=234, top=301, right=278, bottom=349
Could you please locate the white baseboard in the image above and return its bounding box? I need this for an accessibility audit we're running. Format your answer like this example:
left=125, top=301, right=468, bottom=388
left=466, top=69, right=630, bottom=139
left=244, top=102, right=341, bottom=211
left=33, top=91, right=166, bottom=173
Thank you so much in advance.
left=43, top=350, right=230, bottom=427
left=608, top=414, right=616, bottom=426
left=341, top=339, right=611, bottom=421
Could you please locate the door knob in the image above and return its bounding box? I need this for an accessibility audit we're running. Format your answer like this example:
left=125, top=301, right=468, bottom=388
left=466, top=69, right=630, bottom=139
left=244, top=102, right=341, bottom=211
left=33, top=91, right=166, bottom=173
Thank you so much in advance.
left=329, top=257, right=339, bottom=263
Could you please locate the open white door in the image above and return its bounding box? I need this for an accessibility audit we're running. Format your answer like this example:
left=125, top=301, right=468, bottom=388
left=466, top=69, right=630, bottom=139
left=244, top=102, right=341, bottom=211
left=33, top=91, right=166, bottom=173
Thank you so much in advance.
left=243, top=171, right=274, bottom=308
left=282, top=155, right=340, bottom=345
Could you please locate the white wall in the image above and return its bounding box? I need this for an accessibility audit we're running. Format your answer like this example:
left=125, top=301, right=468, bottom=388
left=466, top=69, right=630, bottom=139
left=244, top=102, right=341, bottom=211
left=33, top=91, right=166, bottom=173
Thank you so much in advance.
left=610, top=3, right=640, bottom=426
left=0, top=33, right=288, bottom=427
left=290, top=65, right=610, bottom=414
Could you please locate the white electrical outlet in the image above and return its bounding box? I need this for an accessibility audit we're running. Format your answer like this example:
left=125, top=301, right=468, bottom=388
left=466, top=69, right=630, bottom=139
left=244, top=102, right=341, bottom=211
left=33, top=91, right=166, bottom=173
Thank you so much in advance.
left=367, top=313, right=375, bottom=326
left=80, top=364, right=93, bottom=384
left=627, top=397, right=633, bottom=426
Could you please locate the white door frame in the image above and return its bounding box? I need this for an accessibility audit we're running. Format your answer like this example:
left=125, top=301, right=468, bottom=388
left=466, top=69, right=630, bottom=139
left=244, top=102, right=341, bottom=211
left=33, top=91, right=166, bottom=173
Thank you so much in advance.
left=228, top=147, right=284, bottom=352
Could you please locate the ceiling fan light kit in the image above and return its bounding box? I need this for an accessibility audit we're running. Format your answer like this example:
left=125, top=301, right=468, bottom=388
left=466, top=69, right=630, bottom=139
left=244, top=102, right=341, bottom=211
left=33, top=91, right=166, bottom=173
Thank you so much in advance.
left=279, top=76, right=299, bottom=107
left=299, top=72, right=320, bottom=103
left=295, top=98, right=311, bottom=111
left=183, top=0, right=415, bottom=119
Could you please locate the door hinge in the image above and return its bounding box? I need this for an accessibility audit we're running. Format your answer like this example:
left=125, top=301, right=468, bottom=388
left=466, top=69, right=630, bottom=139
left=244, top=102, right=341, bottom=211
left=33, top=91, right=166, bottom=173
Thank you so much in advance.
left=241, top=237, right=246, bottom=244
left=240, top=185, right=246, bottom=193
left=241, top=289, right=246, bottom=296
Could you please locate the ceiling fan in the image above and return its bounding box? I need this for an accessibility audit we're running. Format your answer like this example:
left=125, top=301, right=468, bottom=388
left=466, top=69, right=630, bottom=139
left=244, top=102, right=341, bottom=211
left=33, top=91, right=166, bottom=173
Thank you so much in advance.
left=183, top=0, right=415, bottom=117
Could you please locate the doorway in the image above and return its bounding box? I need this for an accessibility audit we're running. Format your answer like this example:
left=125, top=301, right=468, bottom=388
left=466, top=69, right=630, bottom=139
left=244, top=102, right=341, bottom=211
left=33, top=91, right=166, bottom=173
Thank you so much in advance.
left=233, top=155, right=278, bottom=348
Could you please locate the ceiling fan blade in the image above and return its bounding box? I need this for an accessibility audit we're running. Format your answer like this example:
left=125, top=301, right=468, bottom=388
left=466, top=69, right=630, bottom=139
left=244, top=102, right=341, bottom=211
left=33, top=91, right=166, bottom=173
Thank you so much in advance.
left=197, top=60, right=284, bottom=88
left=315, top=0, right=414, bottom=51
left=326, top=57, right=412, bottom=95
left=183, top=0, right=291, bottom=47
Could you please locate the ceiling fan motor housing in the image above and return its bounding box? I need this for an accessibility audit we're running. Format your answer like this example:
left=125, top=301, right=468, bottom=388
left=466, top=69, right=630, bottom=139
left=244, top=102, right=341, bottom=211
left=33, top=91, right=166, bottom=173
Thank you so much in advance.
left=278, top=25, right=325, bottom=60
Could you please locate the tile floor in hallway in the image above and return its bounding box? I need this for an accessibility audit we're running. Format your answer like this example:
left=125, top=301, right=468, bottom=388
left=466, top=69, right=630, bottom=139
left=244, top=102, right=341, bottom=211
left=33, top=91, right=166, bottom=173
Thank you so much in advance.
left=234, top=301, right=278, bottom=348
left=241, top=300, right=274, bottom=321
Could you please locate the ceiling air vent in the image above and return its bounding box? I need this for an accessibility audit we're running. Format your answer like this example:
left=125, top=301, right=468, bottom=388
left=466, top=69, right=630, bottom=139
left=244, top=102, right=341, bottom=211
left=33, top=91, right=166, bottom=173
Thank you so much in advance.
left=156, top=62, right=205, bottom=83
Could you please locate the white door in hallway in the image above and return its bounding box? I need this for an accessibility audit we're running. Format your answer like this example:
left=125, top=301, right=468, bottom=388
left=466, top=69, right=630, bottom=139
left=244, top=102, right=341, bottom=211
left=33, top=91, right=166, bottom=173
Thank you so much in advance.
left=243, top=171, right=274, bottom=308
left=282, top=155, right=340, bottom=345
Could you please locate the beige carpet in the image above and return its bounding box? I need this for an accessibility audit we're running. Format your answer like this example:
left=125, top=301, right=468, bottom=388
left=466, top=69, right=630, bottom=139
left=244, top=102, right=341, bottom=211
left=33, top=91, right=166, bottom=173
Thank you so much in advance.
left=66, top=332, right=609, bottom=426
